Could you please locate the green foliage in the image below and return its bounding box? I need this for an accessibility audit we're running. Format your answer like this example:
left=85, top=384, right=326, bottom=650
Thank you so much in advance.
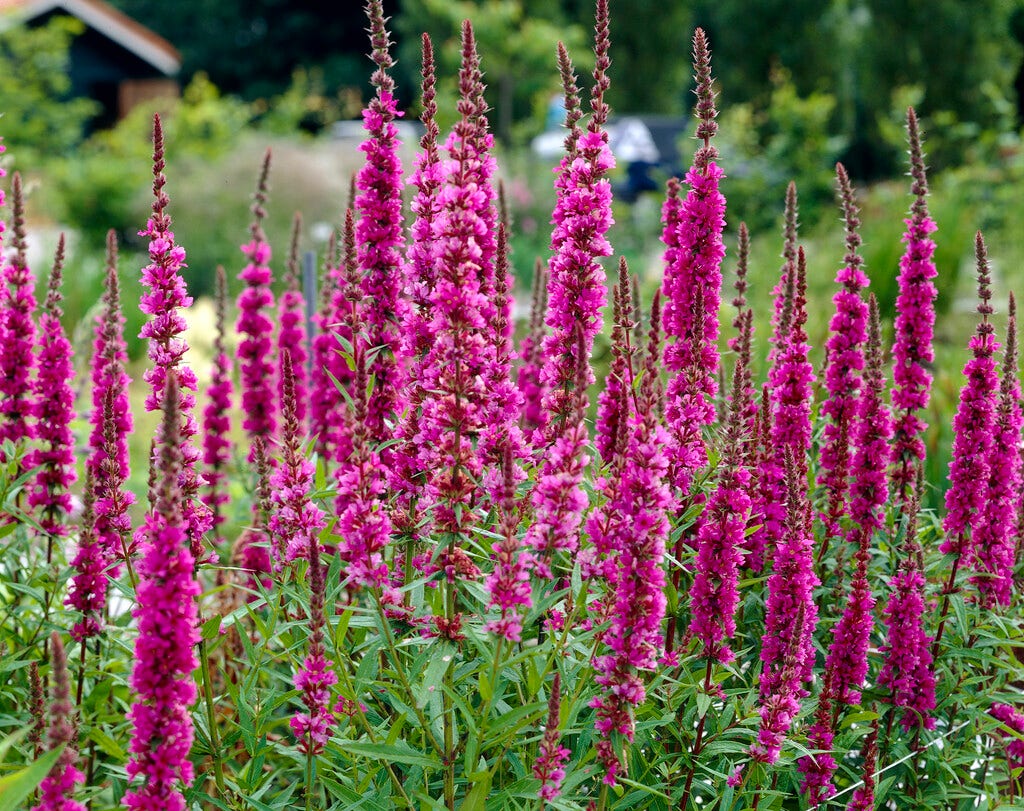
left=0, top=17, right=98, bottom=158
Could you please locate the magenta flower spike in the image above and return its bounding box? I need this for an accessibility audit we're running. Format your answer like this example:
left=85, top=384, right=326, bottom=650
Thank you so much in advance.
left=202, top=266, right=234, bottom=546
left=595, top=258, right=636, bottom=466
left=689, top=344, right=753, bottom=664
left=771, top=248, right=815, bottom=476
left=891, top=108, right=938, bottom=496
left=0, top=174, right=37, bottom=459
left=819, top=164, right=869, bottom=539
left=290, top=499, right=337, bottom=754
left=309, top=229, right=342, bottom=462
left=768, top=182, right=799, bottom=373
left=88, top=232, right=132, bottom=496
left=537, top=0, right=614, bottom=435
left=31, top=633, right=85, bottom=811
left=534, top=673, right=571, bottom=801
left=798, top=670, right=838, bottom=806
left=759, top=449, right=819, bottom=708
left=751, top=602, right=806, bottom=766
left=236, top=148, right=277, bottom=460
left=278, top=212, right=309, bottom=428
left=824, top=296, right=889, bottom=706
left=942, top=233, right=999, bottom=562
left=485, top=446, right=532, bottom=642
left=356, top=0, right=408, bottom=445
left=662, top=28, right=726, bottom=487
left=591, top=296, right=674, bottom=785
left=971, top=293, right=1022, bottom=607
left=125, top=374, right=200, bottom=811
left=745, top=385, right=783, bottom=572
left=138, top=115, right=212, bottom=557
left=27, top=236, right=77, bottom=537
left=67, top=472, right=104, bottom=640
left=845, top=716, right=879, bottom=811
left=269, top=351, right=326, bottom=569
left=991, top=703, right=1024, bottom=782
left=878, top=495, right=936, bottom=730
left=335, top=330, right=393, bottom=589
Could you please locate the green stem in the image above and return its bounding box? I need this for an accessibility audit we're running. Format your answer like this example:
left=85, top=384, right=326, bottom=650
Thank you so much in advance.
left=679, top=658, right=714, bottom=810
left=199, top=637, right=226, bottom=797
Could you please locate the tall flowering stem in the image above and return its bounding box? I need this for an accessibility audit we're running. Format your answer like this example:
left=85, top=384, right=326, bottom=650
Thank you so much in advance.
left=67, top=472, right=103, bottom=641
left=89, top=232, right=134, bottom=565
left=534, top=673, right=570, bottom=801
left=823, top=295, right=888, bottom=708
left=270, top=351, right=326, bottom=569
left=879, top=494, right=935, bottom=731
left=845, top=715, right=879, bottom=811
left=357, top=0, right=407, bottom=444
left=125, top=375, right=200, bottom=811
left=798, top=669, right=838, bottom=806
left=768, top=182, right=799, bottom=372
left=0, top=174, right=37, bottom=460
left=595, top=257, right=636, bottom=466
left=538, top=0, right=614, bottom=434
left=662, top=29, right=726, bottom=488
left=28, top=236, right=76, bottom=541
left=819, top=164, right=869, bottom=545
left=310, top=228, right=343, bottom=462
left=971, top=293, right=1022, bottom=607
left=278, top=212, right=309, bottom=428
left=138, top=114, right=212, bottom=557
left=591, top=299, right=673, bottom=785
left=202, top=266, right=233, bottom=547
left=518, top=258, right=549, bottom=436
left=236, top=148, right=277, bottom=460
left=290, top=517, right=337, bottom=756
left=485, top=446, right=531, bottom=642
left=937, top=233, right=998, bottom=652
left=891, top=107, right=938, bottom=497
left=32, top=634, right=85, bottom=811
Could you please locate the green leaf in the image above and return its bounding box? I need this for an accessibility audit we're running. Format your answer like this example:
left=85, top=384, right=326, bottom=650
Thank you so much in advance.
left=200, top=614, right=222, bottom=641
left=0, top=746, right=64, bottom=811
left=343, top=741, right=441, bottom=769
left=88, top=727, right=127, bottom=760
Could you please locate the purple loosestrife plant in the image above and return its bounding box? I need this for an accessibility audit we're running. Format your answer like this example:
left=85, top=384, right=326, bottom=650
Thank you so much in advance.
left=484, top=446, right=532, bottom=642
left=309, top=229, right=343, bottom=462
left=236, top=149, right=277, bottom=460
left=971, top=293, right=1022, bottom=607
left=758, top=450, right=819, bottom=725
left=823, top=295, right=889, bottom=708
left=537, top=0, right=613, bottom=435
left=32, top=634, right=85, bottom=811
left=534, top=673, right=571, bottom=801
left=202, top=266, right=233, bottom=546
left=290, top=517, right=337, bottom=754
left=594, top=258, right=636, bottom=466
left=941, top=233, right=999, bottom=564
left=0, top=174, right=37, bottom=457
left=591, top=297, right=673, bottom=785
left=819, top=164, right=869, bottom=542
left=270, top=352, right=326, bottom=568
left=278, top=213, right=309, bottom=428
left=845, top=716, right=879, bottom=811
left=88, top=232, right=132, bottom=508
left=878, top=494, right=936, bottom=731
left=798, top=670, right=839, bottom=806
left=356, top=0, right=408, bottom=444
left=125, top=375, right=200, bottom=811
left=768, top=182, right=799, bottom=373
left=891, top=108, right=938, bottom=496
left=138, top=115, right=212, bottom=557
left=67, top=473, right=104, bottom=641
left=991, top=703, right=1024, bottom=789
left=689, top=329, right=753, bottom=664
left=27, top=237, right=76, bottom=539
left=662, top=29, right=726, bottom=488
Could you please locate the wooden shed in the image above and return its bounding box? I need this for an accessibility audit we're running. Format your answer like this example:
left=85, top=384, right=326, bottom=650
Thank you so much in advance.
left=0, top=0, right=180, bottom=128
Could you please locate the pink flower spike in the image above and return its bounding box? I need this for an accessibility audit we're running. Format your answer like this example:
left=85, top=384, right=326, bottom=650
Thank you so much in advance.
left=31, top=634, right=85, bottom=811
left=27, top=235, right=77, bottom=537
left=138, top=115, right=212, bottom=558
left=891, top=108, right=938, bottom=496
left=278, top=212, right=309, bottom=428
left=202, top=266, right=234, bottom=546
left=356, top=0, right=408, bottom=446
left=0, top=174, right=37, bottom=461
left=125, top=374, right=200, bottom=811
left=236, top=149, right=277, bottom=461
left=534, top=673, right=571, bottom=801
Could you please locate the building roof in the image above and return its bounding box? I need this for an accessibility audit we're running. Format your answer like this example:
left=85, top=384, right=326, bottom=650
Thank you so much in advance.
left=0, top=0, right=180, bottom=75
